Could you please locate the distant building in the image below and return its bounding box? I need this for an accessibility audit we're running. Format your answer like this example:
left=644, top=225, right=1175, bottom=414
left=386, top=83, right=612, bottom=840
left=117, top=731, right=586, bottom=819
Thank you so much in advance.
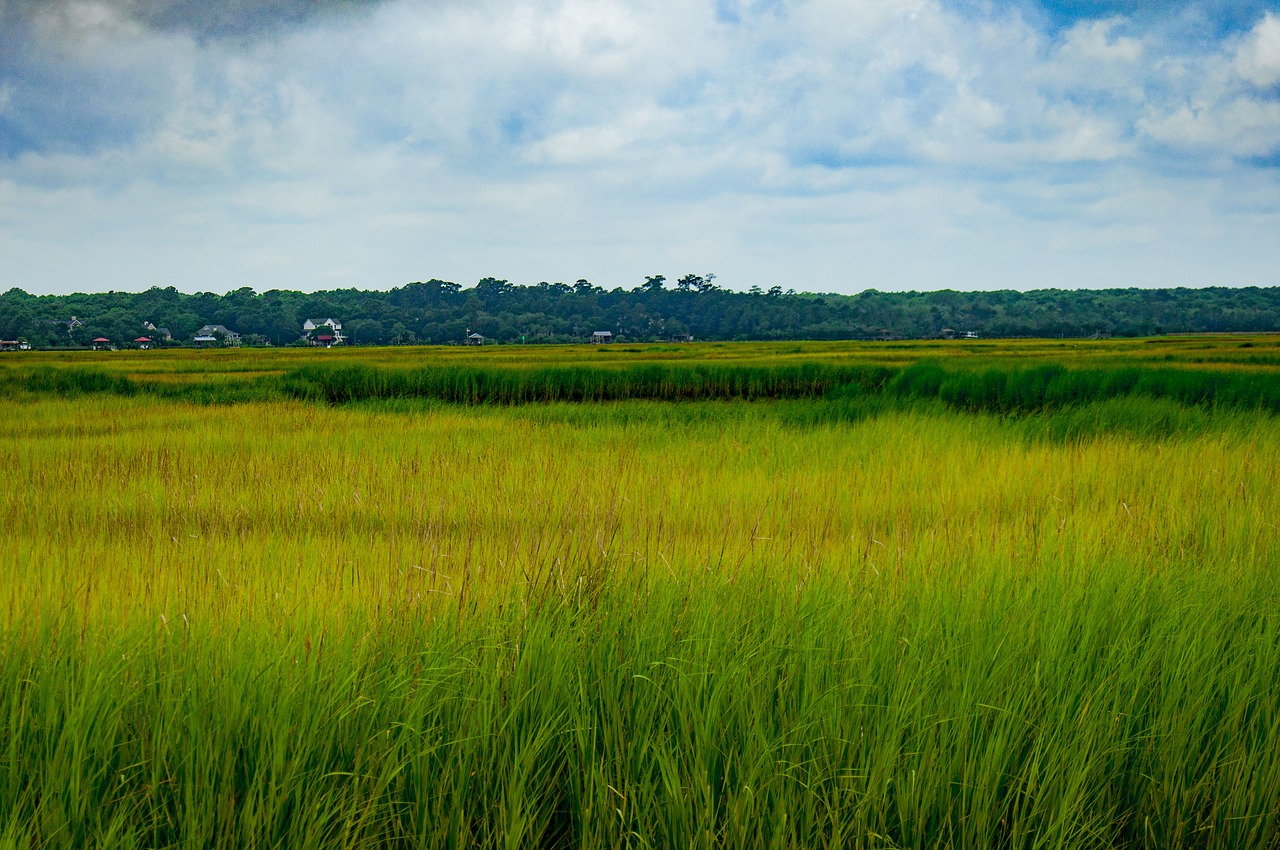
left=143, top=321, right=173, bottom=341
left=302, top=318, right=345, bottom=346
left=591, top=331, right=614, bottom=344
left=962, top=331, right=979, bottom=339
left=48, top=317, right=82, bottom=339
left=466, top=332, right=486, bottom=346
left=0, top=340, right=30, bottom=351
left=194, top=324, right=241, bottom=345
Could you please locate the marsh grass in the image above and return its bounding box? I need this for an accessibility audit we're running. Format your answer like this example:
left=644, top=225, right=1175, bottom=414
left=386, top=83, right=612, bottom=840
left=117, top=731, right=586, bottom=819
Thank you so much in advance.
left=8, top=337, right=1280, bottom=418
left=2, top=339, right=1279, bottom=848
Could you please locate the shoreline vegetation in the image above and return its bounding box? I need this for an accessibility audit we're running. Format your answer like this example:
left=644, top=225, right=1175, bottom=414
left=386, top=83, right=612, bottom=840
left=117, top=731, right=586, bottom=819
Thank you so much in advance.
left=5, top=336, right=1280, bottom=413
left=6, top=282, right=1280, bottom=348
left=3, top=338, right=1279, bottom=848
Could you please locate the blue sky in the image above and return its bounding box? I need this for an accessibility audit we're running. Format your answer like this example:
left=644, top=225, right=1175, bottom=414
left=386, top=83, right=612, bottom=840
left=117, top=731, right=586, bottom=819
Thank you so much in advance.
left=2, top=0, right=1278, bottom=295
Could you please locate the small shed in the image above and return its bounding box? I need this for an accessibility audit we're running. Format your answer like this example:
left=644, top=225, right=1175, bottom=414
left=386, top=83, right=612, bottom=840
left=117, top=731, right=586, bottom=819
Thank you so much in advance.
left=466, top=332, right=486, bottom=346
left=591, top=331, right=614, bottom=344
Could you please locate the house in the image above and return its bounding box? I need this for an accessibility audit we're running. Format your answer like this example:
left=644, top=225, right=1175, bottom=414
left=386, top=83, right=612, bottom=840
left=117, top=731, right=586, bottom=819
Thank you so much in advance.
left=194, top=324, right=241, bottom=345
left=591, top=331, right=614, bottom=344
left=143, top=322, right=173, bottom=341
left=669, top=334, right=693, bottom=343
left=48, top=317, right=82, bottom=339
left=302, top=318, right=346, bottom=346
left=466, top=332, right=486, bottom=346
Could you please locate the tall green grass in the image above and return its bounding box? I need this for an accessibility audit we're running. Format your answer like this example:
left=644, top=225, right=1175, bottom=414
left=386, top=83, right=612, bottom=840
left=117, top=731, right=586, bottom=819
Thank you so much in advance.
left=278, top=361, right=892, bottom=404
left=8, top=347, right=1280, bottom=419
left=885, top=361, right=1280, bottom=414
left=4, top=567, right=1278, bottom=848
left=3, top=341, right=1280, bottom=848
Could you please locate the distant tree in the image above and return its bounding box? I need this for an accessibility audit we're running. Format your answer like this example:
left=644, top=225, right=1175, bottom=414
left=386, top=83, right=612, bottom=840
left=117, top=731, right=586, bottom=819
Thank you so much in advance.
left=346, top=319, right=386, bottom=345
left=3, top=280, right=1280, bottom=348
left=475, top=278, right=513, bottom=307
left=388, top=322, right=415, bottom=345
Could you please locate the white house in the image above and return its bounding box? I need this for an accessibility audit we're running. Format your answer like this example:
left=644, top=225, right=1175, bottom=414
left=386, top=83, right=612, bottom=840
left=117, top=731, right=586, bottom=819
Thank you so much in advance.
left=303, top=318, right=346, bottom=346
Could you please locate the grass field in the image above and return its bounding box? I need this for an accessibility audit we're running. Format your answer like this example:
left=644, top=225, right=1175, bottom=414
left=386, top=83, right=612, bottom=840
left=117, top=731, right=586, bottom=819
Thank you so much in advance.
left=2, top=338, right=1279, bottom=848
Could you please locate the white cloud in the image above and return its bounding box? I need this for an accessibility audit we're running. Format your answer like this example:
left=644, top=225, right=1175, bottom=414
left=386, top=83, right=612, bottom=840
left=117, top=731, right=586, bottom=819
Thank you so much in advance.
left=1059, top=18, right=1143, bottom=66
left=2, top=0, right=1280, bottom=295
left=1139, top=97, right=1280, bottom=157
left=1235, top=12, right=1280, bottom=87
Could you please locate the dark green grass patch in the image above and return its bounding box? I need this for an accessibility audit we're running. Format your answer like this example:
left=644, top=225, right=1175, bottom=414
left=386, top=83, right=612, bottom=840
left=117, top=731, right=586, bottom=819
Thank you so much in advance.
left=4, top=567, right=1278, bottom=849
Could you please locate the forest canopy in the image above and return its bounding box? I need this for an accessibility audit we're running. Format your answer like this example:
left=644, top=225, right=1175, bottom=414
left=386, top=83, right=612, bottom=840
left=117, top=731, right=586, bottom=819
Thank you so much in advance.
left=3, top=279, right=1279, bottom=347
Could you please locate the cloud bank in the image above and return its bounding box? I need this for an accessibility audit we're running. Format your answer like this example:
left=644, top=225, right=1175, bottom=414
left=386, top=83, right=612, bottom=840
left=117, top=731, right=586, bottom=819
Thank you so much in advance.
left=2, top=0, right=1279, bottom=294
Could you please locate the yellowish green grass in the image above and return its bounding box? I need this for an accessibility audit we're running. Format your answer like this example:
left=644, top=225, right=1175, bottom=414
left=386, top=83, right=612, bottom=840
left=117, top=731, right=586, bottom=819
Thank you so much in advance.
left=1, top=340, right=1278, bottom=848
left=4, top=396, right=1276, bottom=630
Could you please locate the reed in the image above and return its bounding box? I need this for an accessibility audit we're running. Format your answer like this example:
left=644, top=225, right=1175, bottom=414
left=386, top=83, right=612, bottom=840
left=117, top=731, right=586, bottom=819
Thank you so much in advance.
left=1, top=339, right=1278, bottom=848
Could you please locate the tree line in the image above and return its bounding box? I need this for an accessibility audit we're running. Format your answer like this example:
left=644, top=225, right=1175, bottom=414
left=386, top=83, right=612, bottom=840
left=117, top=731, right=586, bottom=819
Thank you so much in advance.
left=3, top=277, right=1280, bottom=347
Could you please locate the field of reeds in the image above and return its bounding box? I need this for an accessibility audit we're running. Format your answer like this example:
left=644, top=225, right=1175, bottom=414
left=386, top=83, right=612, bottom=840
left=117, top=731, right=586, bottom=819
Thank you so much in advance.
left=2, top=337, right=1279, bottom=848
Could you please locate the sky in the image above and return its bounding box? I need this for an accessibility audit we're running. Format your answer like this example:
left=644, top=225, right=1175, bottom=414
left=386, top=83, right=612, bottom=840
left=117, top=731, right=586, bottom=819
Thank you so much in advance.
left=2, top=0, right=1279, bottom=296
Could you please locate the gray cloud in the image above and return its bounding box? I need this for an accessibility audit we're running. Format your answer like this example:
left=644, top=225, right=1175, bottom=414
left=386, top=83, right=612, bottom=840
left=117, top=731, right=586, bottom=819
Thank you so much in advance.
left=1, top=0, right=387, bottom=39
left=2, top=0, right=1280, bottom=296
left=127, top=0, right=387, bottom=38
